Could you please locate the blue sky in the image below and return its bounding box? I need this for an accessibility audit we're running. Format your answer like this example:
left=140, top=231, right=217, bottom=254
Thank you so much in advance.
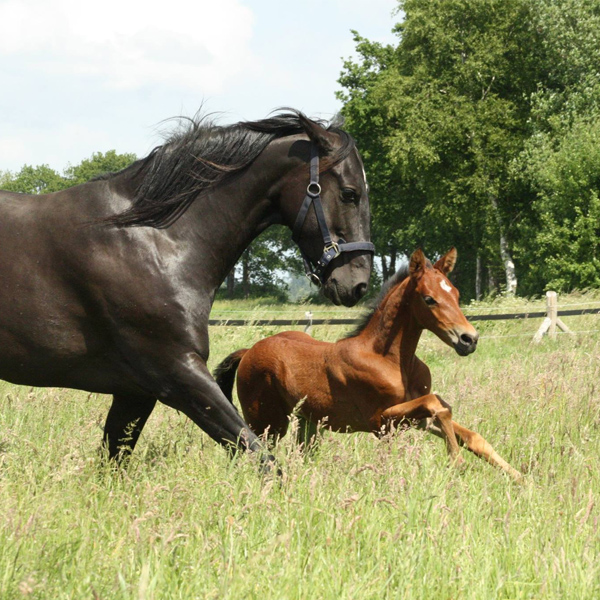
left=0, top=0, right=399, bottom=172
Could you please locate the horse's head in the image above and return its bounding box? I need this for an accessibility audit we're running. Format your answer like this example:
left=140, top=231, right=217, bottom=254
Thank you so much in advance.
left=408, top=248, right=479, bottom=356
left=278, top=116, right=373, bottom=307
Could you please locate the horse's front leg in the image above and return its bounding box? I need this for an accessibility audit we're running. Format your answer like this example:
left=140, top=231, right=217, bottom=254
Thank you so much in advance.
left=379, top=394, right=463, bottom=465
left=158, top=352, right=278, bottom=475
left=421, top=417, right=523, bottom=482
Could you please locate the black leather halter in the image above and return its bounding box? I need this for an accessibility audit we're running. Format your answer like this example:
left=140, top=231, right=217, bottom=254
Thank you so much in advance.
left=292, top=144, right=375, bottom=286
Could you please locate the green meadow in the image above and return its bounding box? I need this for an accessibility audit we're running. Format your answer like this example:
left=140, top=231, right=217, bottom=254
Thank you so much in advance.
left=1, top=293, right=599, bottom=599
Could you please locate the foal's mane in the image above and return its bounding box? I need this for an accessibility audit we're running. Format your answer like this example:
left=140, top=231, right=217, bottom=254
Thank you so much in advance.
left=343, top=258, right=434, bottom=339
left=104, top=109, right=355, bottom=228
left=344, top=264, right=411, bottom=339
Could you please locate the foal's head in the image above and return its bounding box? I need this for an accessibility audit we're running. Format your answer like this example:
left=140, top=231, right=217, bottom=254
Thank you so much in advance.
left=407, top=248, right=478, bottom=356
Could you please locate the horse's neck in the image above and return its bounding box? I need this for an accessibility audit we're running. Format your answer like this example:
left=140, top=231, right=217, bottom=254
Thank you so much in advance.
left=161, top=143, right=293, bottom=290
left=361, top=281, right=423, bottom=369
left=178, top=182, right=278, bottom=289
left=108, top=136, right=299, bottom=293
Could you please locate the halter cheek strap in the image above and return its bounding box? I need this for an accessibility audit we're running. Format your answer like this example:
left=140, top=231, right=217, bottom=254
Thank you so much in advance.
left=291, top=144, right=375, bottom=286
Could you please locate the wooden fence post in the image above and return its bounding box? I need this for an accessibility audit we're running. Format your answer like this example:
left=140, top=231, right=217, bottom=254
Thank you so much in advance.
left=304, top=311, right=313, bottom=336
left=533, top=291, right=574, bottom=342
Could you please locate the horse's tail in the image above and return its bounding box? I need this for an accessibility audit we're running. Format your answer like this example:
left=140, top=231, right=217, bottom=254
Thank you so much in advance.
left=213, top=349, right=248, bottom=404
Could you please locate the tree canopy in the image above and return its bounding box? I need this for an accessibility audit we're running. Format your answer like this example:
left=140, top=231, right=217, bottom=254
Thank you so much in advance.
left=338, top=0, right=600, bottom=298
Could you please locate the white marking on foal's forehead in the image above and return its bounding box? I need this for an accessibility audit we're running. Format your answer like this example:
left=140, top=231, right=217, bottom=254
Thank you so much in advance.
left=440, top=280, right=452, bottom=293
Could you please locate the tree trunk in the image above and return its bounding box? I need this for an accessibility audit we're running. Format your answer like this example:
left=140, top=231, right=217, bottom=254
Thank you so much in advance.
left=226, top=270, right=235, bottom=299
left=389, top=249, right=397, bottom=277
left=381, top=255, right=389, bottom=281
left=475, top=253, right=482, bottom=301
left=488, top=270, right=498, bottom=295
left=242, top=252, right=250, bottom=299
left=382, top=247, right=399, bottom=281
left=490, top=194, right=517, bottom=295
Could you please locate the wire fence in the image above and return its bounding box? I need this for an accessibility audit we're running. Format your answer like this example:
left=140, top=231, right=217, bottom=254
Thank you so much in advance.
left=208, top=306, right=600, bottom=328
left=211, top=299, right=600, bottom=315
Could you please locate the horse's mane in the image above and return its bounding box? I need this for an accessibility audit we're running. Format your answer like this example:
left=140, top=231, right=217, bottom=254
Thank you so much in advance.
left=104, top=109, right=355, bottom=228
left=343, top=257, right=434, bottom=339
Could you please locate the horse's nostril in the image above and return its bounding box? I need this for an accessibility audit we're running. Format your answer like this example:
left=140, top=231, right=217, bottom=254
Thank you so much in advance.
left=353, top=282, right=368, bottom=300
left=460, top=333, right=475, bottom=346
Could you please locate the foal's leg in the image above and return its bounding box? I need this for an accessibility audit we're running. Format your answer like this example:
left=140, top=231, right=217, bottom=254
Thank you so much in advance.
left=103, top=393, right=157, bottom=461
left=380, top=394, right=462, bottom=464
left=423, top=419, right=523, bottom=482
left=158, top=354, right=277, bottom=474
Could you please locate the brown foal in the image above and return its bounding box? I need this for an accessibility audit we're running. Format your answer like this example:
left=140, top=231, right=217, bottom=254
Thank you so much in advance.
left=215, top=248, right=522, bottom=481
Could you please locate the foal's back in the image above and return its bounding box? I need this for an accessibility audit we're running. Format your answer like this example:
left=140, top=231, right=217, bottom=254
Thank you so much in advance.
left=235, top=330, right=373, bottom=435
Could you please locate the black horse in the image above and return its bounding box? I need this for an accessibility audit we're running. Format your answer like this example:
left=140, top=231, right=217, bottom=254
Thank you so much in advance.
left=0, top=111, right=373, bottom=470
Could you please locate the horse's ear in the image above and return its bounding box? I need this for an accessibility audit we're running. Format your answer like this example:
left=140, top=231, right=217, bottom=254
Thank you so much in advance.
left=298, top=114, right=336, bottom=153
left=434, top=248, right=457, bottom=275
left=409, top=249, right=427, bottom=279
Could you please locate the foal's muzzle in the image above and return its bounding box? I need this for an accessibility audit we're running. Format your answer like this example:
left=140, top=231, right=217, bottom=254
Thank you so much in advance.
left=453, top=331, right=479, bottom=356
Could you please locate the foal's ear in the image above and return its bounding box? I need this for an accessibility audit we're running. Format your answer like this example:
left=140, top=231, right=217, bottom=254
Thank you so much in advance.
left=409, top=249, right=427, bottom=278
left=298, top=114, right=337, bottom=154
left=434, top=247, right=457, bottom=275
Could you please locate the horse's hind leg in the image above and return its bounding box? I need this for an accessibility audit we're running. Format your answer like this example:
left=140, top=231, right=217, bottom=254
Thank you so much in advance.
left=103, top=393, right=157, bottom=462
left=421, top=418, right=523, bottom=482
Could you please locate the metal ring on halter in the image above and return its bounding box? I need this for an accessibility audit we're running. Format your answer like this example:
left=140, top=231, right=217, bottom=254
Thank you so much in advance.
left=306, top=182, right=321, bottom=197
left=307, top=272, right=322, bottom=287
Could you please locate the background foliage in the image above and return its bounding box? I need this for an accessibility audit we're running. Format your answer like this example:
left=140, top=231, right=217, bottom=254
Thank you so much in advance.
left=2, top=0, right=600, bottom=300
left=338, top=0, right=600, bottom=299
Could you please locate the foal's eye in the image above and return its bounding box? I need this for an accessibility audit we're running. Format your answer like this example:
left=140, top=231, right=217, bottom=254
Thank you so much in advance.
left=340, top=188, right=359, bottom=203
left=423, top=295, right=437, bottom=306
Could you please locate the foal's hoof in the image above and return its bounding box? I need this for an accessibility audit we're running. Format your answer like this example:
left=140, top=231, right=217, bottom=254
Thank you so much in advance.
left=450, top=454, right=466, bottom=470
left=509, top=469, right=525, bottom=485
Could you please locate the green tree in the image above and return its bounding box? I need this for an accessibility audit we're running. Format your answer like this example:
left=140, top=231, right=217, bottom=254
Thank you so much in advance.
left=64, top=150, right=137, bottom=185
left=224, top=226, right=304, bottom=300
left=512, top=0, right=600, bottom=293
left=1, top=164, right=69, bottom=194
left=2, top=150, right=137, bottom=194
left=340, top=0, right=600, bottom=298
left=339, top=0, right=551, bottom=297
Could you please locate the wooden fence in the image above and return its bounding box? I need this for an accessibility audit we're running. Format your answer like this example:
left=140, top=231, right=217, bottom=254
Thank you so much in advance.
left=208, top=291, right=600, bottom=342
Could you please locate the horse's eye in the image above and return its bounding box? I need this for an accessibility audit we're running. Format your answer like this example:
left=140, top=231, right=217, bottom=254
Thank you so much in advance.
left=423, top=295, right=437, bottom=306
left=340, top=188, right=359, bottom=203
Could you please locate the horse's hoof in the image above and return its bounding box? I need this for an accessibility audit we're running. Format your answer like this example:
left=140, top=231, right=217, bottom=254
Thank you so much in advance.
left=259, top=453, right=282, bottom=479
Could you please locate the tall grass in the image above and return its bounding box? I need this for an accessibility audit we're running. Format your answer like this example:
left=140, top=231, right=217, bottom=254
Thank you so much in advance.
left=1, top=293, right=599, bottom=599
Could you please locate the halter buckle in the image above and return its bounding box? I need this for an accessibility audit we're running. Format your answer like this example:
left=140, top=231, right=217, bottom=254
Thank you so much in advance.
left=324, top=241, right=341, bottom=259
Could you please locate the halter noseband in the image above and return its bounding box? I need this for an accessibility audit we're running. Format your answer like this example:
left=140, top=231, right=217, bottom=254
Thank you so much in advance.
left=291, top=144, right=375, bottom=287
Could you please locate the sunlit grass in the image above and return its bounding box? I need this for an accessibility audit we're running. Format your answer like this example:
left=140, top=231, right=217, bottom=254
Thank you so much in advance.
left=1, top=292, right=599, bottom=598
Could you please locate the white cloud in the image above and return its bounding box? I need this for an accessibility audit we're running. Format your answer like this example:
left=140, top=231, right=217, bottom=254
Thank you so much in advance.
left=0, top=0, right=255, bottom=93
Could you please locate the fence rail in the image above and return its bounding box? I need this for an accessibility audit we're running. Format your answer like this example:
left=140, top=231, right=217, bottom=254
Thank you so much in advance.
left=208, top=306, right=600, bottom=328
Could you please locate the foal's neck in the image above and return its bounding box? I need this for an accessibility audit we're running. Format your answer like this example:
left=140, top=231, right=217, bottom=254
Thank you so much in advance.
left=359, top=279, right=422, bottom=370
